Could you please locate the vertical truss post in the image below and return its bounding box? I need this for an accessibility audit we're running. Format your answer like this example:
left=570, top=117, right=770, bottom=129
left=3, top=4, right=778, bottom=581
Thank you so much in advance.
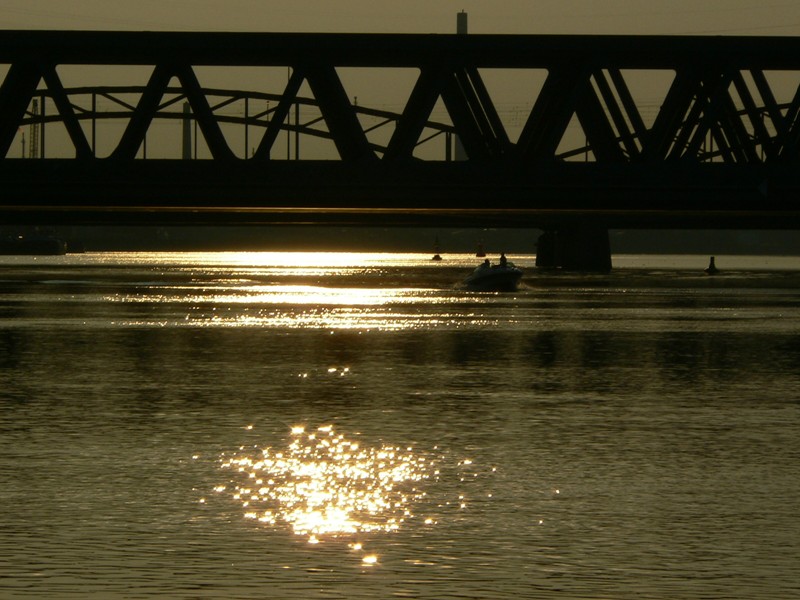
left=244, top=96, right=249, bottom=158
left=91, top=92, right=96, bottom=155
left=40, top=92, right=46, bottom=159
left=295, top=102, right=300, bottom=160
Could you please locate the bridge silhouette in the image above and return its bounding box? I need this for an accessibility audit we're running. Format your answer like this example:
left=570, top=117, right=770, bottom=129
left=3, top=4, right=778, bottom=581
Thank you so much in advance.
left=2, top=31, right=800, bottom=266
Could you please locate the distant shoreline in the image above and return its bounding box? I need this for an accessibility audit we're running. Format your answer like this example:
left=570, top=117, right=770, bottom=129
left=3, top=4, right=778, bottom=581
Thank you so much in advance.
left=1, top=225, right=798, bottom=256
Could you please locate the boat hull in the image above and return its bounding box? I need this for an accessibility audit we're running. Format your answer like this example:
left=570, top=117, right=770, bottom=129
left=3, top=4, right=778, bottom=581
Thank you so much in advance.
left=464, top=266, right=523, bottom=291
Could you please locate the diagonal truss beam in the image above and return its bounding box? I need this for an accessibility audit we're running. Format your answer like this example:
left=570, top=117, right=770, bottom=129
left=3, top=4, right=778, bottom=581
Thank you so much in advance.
left=384, top=66, right=448, bottom=161
left=608, top=69, right=648, bottom=149
left=111, top=65, right=174, bottom=160
left=303, top=64, right=375, bottom=162
left=733, top=71, right=775, bottom=161
left=252, top=68, right=305, bottom=160
left=442, top=67, right=511, bottom=159
left=575, top=73, right=626, bottom=163
left=462, top=66, right=512, bottom=154
left=41, top=65, right=92, bottom=159
left=518, top=66, right=589, bottom=161
left=777, top=82, right=800, bottom=161
left=174, top=64, right=236, bottom=161
left=641, top=69, right=702, bottom=162
left=592, top=70, right=639, bottom=159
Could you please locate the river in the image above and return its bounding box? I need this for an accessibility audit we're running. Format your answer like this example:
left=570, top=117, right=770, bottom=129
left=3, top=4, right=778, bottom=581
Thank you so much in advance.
left=1, top=252, right=799, bottom=599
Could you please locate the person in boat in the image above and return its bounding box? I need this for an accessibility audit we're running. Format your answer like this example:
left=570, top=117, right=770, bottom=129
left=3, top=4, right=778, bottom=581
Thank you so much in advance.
left=470, top=259, right=492, bottom=276
left=499, top=253, right=508, bottom=267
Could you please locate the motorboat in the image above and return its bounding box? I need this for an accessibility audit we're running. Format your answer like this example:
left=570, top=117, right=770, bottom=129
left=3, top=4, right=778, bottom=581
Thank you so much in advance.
left=464, top=258, right=523, bottom=291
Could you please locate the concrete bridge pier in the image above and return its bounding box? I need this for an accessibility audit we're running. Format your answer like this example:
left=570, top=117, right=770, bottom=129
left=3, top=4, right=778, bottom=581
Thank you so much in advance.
left=535, top=227, right=612, bottom=272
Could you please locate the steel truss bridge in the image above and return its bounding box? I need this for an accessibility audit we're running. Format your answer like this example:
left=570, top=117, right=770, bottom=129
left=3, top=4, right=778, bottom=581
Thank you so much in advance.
left=2, top=30, right=800, bottom=230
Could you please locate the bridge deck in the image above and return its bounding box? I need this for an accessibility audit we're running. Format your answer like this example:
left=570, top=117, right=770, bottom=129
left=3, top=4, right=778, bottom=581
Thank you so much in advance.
left=2, top=31, right=800, bottom=69
left=2, top=159, right=796, bottom=229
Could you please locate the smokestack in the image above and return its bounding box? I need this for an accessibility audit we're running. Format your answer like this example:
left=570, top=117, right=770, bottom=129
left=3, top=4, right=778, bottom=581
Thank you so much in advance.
left=457, top=10, right=468, bottom=35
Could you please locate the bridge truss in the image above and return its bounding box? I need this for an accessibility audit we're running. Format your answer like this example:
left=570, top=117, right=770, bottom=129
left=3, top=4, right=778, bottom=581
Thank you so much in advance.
left=1, top=31, right=800, bottom=228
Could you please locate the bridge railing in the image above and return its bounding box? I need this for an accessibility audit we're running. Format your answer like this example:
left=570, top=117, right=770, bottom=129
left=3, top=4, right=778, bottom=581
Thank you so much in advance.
left=11, top=85, right=458, bottom=160
left=13, top=84, right=790, bottom=163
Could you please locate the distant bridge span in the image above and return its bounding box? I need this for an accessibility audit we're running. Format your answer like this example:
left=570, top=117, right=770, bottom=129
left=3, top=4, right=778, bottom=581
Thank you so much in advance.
left=2, top=30, right=800, bottom=231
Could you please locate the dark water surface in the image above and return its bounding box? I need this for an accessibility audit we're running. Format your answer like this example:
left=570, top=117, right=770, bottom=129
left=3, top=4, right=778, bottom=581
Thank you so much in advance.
left=1, top=252, right=799, bottom=599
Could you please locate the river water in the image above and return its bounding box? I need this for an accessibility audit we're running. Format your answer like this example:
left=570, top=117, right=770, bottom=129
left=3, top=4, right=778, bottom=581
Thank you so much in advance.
left=1, top=252, right=799, bottom=599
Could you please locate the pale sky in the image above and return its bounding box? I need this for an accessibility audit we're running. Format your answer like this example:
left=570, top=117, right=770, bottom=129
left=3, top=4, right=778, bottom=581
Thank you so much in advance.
left=1, top=0, right=799, bottom=36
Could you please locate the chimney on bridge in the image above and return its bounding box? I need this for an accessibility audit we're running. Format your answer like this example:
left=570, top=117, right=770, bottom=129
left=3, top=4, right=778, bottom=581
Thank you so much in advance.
left=457, top=10, right=468, bottom=35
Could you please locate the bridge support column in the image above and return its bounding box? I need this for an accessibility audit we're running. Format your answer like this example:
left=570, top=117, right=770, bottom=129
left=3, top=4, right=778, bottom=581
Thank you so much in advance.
left=535, top=227, right=612, bottom=272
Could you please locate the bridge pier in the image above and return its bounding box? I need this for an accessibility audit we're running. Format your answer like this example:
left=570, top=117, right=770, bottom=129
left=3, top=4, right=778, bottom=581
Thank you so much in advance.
left=535, top=227, right=612, bottom=272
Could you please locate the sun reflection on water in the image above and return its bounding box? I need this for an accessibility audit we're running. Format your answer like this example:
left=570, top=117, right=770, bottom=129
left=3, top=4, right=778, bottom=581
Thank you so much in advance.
left=218, top=425, right=437, bottom=542
left=100, top=251, right=508, bottom=330
left=110, top=285, right=495, bottom=330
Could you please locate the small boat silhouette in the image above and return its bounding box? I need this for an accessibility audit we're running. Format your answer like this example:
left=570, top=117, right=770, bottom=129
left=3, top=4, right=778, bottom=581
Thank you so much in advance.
left=432, top=236, right=442, bottom=261
left=464, top=255, right=523, bottom=291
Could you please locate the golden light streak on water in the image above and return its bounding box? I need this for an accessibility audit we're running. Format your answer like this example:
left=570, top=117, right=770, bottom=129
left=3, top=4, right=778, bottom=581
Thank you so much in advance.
left=106, top=251, right=458, bottom=270
left=110, top=286, right=492, bottom=330
left=218, top=425, right=438, bottom=542
left=180, top=286, right=429, bottom=306
left=100, top=251, right=505, bottom=330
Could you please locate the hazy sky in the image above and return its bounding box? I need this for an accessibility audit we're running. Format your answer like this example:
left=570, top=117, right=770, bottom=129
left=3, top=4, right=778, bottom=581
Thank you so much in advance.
left=2, top=0, right=800, bottom=36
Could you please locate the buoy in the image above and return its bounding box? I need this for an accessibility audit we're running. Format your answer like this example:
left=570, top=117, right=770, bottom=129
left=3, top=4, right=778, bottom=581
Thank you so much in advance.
left=432, top=236, right=442, bottom=261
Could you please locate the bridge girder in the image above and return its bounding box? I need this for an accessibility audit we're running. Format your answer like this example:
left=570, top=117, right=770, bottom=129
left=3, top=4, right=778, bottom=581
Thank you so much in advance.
left=2, top=31, right=800, bottom=228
